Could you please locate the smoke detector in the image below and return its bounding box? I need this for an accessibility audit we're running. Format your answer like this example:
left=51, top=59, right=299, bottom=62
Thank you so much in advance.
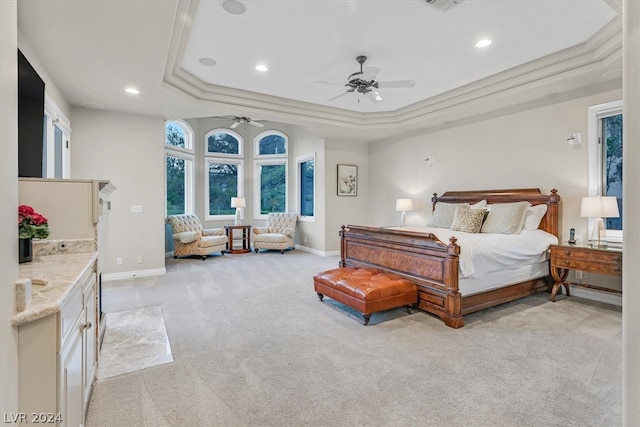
left=420, top=0, right=465, bottom=12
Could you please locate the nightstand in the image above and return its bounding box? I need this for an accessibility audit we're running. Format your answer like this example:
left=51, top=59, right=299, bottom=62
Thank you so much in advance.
left=549, top=243, right=622, bottom=302
left=224, top=225, right=252, bottom=254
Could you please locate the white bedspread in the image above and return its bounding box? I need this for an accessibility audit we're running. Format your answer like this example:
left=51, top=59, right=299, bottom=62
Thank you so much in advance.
left=396, top=227, right=558, bottom=278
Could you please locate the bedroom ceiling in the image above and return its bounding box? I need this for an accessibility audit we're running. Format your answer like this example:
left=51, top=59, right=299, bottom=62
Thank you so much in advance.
left=17, top=0, right=622, bottom=142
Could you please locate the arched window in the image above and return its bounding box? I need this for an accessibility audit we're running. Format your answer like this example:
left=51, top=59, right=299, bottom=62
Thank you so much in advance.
left=165, top=120, right=194, bottom=215
left=254, top=131, right=289, bottom=218
left=206, top=129, right=243, bottom=156
left=205, top=129, right=243, bottom=219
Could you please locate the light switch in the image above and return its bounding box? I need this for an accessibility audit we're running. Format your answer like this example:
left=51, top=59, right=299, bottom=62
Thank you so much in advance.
left=131, top=205, right=143, bottom=213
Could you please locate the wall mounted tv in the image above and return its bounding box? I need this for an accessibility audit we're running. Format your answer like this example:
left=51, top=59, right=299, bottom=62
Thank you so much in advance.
left=18, top=49, right=45, bottom=178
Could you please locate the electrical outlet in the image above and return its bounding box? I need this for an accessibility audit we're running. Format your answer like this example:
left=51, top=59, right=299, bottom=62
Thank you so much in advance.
left=304, top=236, right=308, bottom=243
left=575, top=270, right=585, bottom=279
left=116, top=257, right=123, bottom=265
left=136, top=254, right=143, bottom=264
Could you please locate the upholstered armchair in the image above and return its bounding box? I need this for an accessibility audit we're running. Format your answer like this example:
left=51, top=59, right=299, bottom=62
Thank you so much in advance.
left=253, top=213, right=298, bottom=254
left=166, top=214, right=228, bottom=260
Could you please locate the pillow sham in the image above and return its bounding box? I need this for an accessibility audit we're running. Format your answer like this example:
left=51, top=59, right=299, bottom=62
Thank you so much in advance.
left=480, top=201, right=530, bottom=234
left=427, top=202, right=469, bottom=228
left=523, top=204, right=548, bottom=230
left=450, top=206, right=486, bottom=233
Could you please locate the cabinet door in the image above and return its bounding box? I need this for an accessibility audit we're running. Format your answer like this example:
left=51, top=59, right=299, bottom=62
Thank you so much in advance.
left=83, top=284, right=96, bottom=411
left=58, top=314, right=84, bottom=427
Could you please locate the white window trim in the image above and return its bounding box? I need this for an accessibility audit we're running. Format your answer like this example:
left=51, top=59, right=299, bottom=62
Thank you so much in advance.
left=205, top=128, right=243, bottom=158
left=296, top=152, right=316, bottom=223
left=254, top=130, right=288, bottom=158
left=587, top=99, right=623, bottom=242
left=204, top=158, right=244, bottom=221
left=165, top=150, right=194, bottom=215
left=253, top=158, right=289, bottom=220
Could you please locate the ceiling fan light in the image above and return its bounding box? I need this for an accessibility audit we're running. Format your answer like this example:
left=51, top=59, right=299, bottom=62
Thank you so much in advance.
left=255, top=64, right=268, bottom=72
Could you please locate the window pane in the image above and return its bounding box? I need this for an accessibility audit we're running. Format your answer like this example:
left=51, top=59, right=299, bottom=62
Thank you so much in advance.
left=166, top=156, right=186, bottom=215
left=208, top=162, right=237, bottom=215
left=259, top=134, right=286, bottom=155
left=166, top=123, right=186, bottom=148
left=603, top=114, right=622, bottom=230
left=259, top=164, right=286, bottom=214
left=300, top=159, right=314, bottom=217
left=208, top=132, right=239, bottom=154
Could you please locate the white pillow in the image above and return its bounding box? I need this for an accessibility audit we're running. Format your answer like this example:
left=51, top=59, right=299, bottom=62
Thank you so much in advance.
left=523, top=204, right=548, bottom=230
left=480, top=201, right=530, bottom=234
left=470, top=199, right=488, bottom=209
left=427, top=202, right=469, bottom=228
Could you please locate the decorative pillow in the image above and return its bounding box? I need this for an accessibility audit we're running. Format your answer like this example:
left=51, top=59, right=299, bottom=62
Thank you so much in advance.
left=470, top=199, right=488, bottom=209
left=480, top=201, right=530, bottom=234
left=523, top=204, right=547, bottom=230
left=427, top=202, right=469, bottom=228
left=450, top=206, right=486, bottom=233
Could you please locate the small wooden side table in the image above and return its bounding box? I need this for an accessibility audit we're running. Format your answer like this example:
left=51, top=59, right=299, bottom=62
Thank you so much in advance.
left=549, top=243, right=622, bottom=302
left=224, top=225, right=251, bottom=254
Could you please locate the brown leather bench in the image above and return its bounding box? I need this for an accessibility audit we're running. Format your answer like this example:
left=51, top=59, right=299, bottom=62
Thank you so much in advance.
left=313, top=267, right=418, bottom=325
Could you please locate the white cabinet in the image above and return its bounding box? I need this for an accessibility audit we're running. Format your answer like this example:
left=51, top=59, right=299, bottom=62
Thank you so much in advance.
left=18, top=261, right=97, bottom=426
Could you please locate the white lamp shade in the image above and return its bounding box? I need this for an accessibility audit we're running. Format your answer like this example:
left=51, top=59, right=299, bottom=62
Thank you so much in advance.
left=395, top=198, right=413, bottom=212
left=580, top=196, right=619, bottom=218
left=231, top=197, right=246, bottom=208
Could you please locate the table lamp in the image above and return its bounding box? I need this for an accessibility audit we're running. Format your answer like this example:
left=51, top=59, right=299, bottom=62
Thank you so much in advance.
left=395, top=198, right=413, bottom=227
left=230, top=197, right=245, bottom=226
left=580, top=195, right=619, bottom=247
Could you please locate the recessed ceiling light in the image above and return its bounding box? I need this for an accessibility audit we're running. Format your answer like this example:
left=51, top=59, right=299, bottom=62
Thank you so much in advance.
left=125, top=87, right=140, bottom=95
left=255, top=64, right=268, bottom=72
left=199, top=57, right=217, bottom=67
left=475, top=39, right=492, bottom=48
left=222, top=0, right=246, bottom=15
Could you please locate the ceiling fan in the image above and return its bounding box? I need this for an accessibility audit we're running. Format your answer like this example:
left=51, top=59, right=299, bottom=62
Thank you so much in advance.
left=314, top=55, right=416, bottom=103
left=218, top=116, right=265, bottom=129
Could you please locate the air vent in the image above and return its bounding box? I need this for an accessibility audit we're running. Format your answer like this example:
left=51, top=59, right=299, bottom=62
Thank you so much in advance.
left=420, top=0, right=464, bottom=12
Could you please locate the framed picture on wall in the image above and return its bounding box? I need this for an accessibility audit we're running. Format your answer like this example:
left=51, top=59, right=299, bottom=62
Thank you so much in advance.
left=337, top=164, right=357, bottom=196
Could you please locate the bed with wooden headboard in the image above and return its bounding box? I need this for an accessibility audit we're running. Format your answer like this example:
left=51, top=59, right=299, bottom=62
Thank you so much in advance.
left=339, top=188, right=560, bottom=328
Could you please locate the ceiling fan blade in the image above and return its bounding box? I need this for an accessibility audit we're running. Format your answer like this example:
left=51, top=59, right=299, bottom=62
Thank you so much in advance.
left=365, top=91, right=383, bottom=104
left=313, top=80, right=346, bottom=86
left=248, top=120, right=264, bottom=128
left=230, top=121, right=240, bottom=129
left=376, top=79, right=416, bottom=88
left=360, top=65, right=381, bottom=81
left=325, top=91, right=350, bottom=102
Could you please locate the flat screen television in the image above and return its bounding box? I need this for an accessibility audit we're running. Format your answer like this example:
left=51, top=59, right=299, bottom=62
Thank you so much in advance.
left=18, top=49, right=45, bottom=178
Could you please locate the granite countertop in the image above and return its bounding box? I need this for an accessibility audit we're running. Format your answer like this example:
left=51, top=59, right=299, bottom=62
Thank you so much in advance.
left=12, top=252, right=98, bottom=327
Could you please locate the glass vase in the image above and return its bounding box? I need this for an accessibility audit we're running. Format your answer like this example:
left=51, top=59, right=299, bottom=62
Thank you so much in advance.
left=19, top=238, right=32, bottom=263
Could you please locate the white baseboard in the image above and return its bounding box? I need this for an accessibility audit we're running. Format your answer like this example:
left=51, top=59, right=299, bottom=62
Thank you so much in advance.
left=102, top=267, right=166, bottom=282
left=571, top=286, right=622, bottom=306
left=294, top=244, right=340, bottom=257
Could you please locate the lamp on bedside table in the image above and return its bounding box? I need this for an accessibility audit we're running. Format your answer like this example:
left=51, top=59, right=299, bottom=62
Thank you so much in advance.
left=580, top=195, right=619, bottom=247
left=230, top=197, right=245, bottom=226
left=396, top=198, right=413, bottom=227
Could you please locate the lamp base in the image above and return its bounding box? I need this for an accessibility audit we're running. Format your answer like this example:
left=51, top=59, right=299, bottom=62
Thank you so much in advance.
left=400, top=211, right=407, bottom=227
left=589, top=217, right=605, bottom=247
left=234, top=208, right=242, bottom=226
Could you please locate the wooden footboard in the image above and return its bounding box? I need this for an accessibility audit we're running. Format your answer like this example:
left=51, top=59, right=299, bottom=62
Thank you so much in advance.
left=339, top=188, right=560, bottom=328
left=340, top=225, right=464, bottom=328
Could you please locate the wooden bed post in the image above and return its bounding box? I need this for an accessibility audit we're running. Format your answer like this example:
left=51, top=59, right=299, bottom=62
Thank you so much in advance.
left=443, top=237, right=464, bottom=328
left=339, top=225, right=347, bottom=267
left=431, top=193, right=439, bottom=212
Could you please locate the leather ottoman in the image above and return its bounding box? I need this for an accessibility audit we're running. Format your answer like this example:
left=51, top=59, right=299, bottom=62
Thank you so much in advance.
left=314, top=267, right=418, bottom=325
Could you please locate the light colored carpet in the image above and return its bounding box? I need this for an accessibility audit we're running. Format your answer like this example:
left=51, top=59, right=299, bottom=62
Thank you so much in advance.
left=97, top=306, right=173, bottom=380
left=86, top=250, right=622, bottom=427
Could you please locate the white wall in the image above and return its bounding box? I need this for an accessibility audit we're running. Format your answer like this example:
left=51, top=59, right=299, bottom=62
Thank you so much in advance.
left=0, top=0, right=19, bottom=413
left=623, top=2, right=640, bottom=424
left=324, top=139, right=370, bottom=252
left=70, top=108, right=166, bottom=278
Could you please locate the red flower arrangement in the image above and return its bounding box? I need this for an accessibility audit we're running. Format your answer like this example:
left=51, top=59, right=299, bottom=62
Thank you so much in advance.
left=18, top=205, right=50, bottom=239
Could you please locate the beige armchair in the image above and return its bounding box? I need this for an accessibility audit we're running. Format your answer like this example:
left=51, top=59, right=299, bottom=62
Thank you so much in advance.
left=253, top=213, right=298, bottom=254
left=166, top=214, right=228, bottom=260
